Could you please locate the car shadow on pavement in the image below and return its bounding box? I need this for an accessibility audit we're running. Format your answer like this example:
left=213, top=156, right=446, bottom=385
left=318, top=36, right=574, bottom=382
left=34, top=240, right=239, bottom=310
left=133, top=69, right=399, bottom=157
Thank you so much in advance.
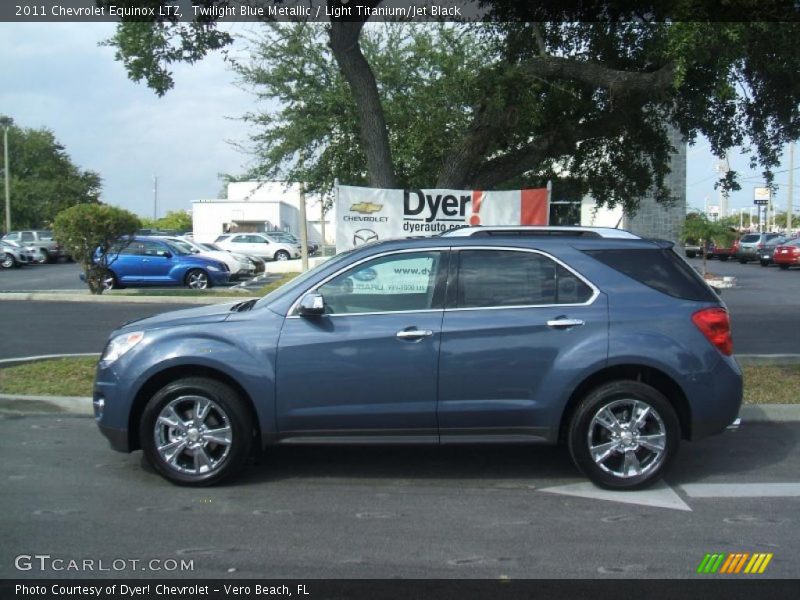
left=669, top=422, right=798, bottom=484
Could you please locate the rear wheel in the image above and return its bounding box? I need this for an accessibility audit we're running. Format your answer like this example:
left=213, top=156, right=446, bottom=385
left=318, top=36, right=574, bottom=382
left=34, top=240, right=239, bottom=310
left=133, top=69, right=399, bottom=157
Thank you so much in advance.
left=760, top=260, right=769, bottom=267
left=779, top=264, right=790, bottom=270
left=718, top=255, right=729, bottom=262
left=568, top=381, right=680, bottom=490
left=140, top=377, right=253, bottom=486
left=185, top=269, right=210, bottom=289
left=274, top=250, right=290, bottom=261
left=738, top=258, right=748, bottom=264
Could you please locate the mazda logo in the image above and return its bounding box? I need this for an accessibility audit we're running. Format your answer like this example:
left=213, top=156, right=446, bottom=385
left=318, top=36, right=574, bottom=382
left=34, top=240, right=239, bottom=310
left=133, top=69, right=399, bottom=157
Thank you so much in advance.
left=353, top=229, right=379, bottom=246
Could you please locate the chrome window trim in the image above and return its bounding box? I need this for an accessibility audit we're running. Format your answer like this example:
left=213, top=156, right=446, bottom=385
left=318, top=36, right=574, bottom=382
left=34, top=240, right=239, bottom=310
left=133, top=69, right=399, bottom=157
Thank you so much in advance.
left=447, top=245, right=600, bottom=311
left=286, top=245, right=600, bottom=318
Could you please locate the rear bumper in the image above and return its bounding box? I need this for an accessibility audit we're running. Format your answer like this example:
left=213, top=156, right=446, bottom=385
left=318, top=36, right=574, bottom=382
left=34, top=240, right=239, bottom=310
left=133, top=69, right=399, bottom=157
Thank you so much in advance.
left=98, top=422, right=130, bottom=452
left=689, top=356, right=743, bottom=440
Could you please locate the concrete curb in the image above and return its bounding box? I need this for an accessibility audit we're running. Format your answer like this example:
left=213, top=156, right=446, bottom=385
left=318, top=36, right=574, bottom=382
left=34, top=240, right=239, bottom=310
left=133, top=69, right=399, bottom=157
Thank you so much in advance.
left=0, top=292, right=257, bottom=305
left=737, top=354, right=800, bottom=365
left=1, top=393, right=798, bottom=423
left=0, top=394, right=93, bottom=416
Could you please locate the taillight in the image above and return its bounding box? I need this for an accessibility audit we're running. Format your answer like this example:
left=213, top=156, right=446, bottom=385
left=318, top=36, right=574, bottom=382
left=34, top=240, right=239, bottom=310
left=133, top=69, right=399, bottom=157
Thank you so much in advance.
left=756, top=243, right=764, bottom=249
left=692, top=308, right=733, bottom=356
left=732, top=240, right=740, bottom=251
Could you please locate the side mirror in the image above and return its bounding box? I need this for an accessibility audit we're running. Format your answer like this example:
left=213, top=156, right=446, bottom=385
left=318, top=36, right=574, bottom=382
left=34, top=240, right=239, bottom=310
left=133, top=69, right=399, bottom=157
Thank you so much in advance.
left=297, top=293, right=325, bottom=317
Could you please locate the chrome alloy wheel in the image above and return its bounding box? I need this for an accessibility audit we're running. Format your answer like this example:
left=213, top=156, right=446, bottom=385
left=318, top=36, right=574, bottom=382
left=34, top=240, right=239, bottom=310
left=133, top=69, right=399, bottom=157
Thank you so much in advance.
left=154, top=395, right=233, bottom=476
left=186, top=270, right=209, bottom=289
left=586, top=399, right=667, bottom=479
left=102, top=274, right=116, bottom=290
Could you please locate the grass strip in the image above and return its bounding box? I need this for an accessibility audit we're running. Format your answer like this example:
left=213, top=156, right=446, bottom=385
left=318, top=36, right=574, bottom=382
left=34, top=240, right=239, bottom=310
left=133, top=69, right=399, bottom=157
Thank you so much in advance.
left=1, top=357, right=798, bottom=404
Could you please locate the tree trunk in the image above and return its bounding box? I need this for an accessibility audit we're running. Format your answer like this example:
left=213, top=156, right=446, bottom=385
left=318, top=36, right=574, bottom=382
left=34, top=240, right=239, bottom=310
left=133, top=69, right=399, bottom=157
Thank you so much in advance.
left=328, top=21, right=396, bottom=189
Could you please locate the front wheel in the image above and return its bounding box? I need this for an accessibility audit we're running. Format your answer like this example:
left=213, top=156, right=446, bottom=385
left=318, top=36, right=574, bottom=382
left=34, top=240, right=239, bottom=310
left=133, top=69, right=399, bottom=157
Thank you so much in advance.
left=1, top=253, right=17, bottom=269
left=568, top=381, right=680, bottom=490
left=185, top=269, right=210, bottom=289
left=274, top=250, right=290, bottom=261
left=140, top=377, right=254, bottom=486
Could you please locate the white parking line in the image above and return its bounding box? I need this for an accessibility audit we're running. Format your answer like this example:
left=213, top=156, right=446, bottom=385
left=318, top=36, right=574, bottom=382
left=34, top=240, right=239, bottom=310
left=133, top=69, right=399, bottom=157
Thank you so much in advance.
left=681, top=483, right=800, bottom=498
left=539, top=481, right=692, bottom=511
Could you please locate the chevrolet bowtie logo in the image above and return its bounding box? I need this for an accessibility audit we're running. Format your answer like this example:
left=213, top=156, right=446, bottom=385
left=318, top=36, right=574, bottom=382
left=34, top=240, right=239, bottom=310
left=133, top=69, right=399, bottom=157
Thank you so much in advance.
left=350, top=202, right=383, bottom=214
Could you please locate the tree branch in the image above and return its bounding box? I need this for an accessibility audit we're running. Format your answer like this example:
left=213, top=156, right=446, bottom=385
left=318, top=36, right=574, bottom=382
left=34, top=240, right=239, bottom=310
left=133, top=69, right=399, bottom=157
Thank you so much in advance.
left=519, top=56, right=675, bottom=100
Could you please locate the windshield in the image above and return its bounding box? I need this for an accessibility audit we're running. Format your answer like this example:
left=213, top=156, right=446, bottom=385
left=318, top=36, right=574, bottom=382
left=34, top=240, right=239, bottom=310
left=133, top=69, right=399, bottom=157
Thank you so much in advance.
left=165, top=240, right=192, bottom=256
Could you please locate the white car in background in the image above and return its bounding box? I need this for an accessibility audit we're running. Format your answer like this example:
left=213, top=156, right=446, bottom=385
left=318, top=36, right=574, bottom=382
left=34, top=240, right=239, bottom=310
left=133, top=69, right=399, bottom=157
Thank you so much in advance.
left=215, top=233, right=301, bottom=261
left=161, top=237, right=256, bottom=280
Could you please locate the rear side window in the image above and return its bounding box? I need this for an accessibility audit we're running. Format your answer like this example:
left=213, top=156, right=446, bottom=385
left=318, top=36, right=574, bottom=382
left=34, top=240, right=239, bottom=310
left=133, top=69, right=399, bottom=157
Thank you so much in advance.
left=455, top=250, right=594, bottom=308
left=739, top=234, right=760, bottom=243
left=584, top=248, right=718, bottom=302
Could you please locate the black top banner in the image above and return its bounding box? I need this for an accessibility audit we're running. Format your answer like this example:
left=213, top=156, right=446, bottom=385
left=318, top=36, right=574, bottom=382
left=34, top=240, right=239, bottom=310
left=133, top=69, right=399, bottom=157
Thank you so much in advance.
left=2, top=0, right=799, bottom=23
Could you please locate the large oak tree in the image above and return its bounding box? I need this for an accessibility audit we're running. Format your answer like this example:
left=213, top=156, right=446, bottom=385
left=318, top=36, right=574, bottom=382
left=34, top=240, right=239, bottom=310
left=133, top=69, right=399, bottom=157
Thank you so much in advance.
left=102, top=1, right=800, bottom=213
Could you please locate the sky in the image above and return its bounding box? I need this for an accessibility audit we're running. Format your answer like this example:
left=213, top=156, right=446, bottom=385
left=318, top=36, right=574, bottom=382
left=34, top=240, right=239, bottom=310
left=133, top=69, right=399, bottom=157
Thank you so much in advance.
left=0, top=22, right=797, bottom=222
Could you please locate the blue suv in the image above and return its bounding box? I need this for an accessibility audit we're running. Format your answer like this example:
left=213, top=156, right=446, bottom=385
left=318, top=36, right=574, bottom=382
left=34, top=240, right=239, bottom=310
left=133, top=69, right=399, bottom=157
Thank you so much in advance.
left=93, top=227, right=742, bottom=489
left=92, top=236, right=230, bottom=290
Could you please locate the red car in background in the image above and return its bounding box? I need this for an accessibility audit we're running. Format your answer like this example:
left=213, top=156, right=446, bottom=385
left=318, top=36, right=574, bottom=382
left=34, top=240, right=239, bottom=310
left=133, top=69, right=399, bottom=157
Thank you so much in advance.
left=773, top=238, right=800, bottom=269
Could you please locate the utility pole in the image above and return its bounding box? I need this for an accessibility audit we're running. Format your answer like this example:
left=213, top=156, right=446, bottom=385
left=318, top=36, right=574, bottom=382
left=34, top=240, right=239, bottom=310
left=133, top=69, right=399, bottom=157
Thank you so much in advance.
left=788, top=142, right=795, bottom=232
left=298, top=152, right=309, bottom=272
left=716, top=154, right=730, bottom=219
left=153, top=175, right=158, bottom=222
left=3, top=124, right=10, bottom=233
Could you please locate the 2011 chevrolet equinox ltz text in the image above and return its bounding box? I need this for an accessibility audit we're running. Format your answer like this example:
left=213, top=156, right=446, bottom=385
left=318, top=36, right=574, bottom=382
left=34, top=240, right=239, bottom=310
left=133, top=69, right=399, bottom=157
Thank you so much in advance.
left=93, top=227, right=742, bottom=489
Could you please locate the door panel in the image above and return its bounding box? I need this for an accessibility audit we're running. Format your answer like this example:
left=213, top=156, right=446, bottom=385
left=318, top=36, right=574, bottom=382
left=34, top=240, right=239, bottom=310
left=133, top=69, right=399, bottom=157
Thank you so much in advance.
left=437, top=249, right=608, bottom=441
left=275, top=249, right=447, bottom=440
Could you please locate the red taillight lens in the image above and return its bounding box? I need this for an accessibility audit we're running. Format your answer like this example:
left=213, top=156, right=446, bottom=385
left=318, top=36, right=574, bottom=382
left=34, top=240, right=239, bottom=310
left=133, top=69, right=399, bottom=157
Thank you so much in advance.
left=692, top=308, right=733, bottom=356
left=733, top=240, right=740, bottom=251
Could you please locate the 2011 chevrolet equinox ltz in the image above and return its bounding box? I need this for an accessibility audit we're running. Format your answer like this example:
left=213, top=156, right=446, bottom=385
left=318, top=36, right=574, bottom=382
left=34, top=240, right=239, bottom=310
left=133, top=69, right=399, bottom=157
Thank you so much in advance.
left=93, top=227, right=742, bottom=489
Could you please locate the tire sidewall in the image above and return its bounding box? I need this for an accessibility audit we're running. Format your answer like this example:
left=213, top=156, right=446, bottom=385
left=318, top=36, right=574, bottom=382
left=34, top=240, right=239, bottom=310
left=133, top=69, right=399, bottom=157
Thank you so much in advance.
left=140, top=378, right=252, bottom=486
left=568, top=381, right=680, bottom=490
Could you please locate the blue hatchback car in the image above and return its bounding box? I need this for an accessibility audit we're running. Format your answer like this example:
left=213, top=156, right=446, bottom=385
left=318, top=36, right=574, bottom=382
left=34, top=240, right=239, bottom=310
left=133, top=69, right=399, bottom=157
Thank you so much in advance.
left=92, top=236, right=230, bottom=290
left=93, top=227, right=742, bottom=489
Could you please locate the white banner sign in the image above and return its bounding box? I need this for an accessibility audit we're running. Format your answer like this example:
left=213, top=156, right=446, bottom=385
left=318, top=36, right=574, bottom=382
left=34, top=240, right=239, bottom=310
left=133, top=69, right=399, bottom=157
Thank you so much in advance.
left=335, top=185, right=549, bottom=252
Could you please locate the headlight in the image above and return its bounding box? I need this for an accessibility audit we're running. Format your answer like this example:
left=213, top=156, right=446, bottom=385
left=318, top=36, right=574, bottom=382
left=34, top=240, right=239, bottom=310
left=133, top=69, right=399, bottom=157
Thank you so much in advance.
left=100, top=331, right=144, bottom=364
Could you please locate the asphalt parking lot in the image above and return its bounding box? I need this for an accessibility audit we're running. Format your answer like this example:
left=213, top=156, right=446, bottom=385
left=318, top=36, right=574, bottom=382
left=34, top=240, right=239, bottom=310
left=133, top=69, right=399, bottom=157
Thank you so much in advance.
left=0, top=413, right=798, bottom=579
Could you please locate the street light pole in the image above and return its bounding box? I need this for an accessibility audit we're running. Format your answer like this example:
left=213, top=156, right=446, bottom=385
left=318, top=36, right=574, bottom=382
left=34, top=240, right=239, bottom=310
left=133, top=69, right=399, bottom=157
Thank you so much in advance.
left=298, top=150, right=309, bottom=272
left=3, top=124, right=10, bottom=233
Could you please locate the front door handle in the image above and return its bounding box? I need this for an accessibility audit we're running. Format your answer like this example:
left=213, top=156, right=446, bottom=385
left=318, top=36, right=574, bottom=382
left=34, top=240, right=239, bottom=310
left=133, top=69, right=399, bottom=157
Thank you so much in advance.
left=546, top=318, right=585, bottom=329
left=396, top=329, right=433, bottom=340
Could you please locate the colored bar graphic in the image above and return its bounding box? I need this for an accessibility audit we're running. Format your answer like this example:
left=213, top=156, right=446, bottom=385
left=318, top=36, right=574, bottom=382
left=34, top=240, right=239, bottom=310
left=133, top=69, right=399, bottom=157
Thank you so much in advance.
left=699, top=553, right=773, bottom=574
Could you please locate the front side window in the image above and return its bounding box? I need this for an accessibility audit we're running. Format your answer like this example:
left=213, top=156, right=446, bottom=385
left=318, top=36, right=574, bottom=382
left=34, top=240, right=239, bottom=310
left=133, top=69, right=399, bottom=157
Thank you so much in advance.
left=141, top=241, right=170, bottom=256
left=455, top=249, right=593, bottom=308
left=317, top=251, right=445, bottom=315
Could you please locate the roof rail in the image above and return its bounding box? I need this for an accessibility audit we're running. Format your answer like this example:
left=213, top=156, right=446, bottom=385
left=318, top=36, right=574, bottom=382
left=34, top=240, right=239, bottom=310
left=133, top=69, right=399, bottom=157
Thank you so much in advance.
left=440, top=226, right=641, bottom=239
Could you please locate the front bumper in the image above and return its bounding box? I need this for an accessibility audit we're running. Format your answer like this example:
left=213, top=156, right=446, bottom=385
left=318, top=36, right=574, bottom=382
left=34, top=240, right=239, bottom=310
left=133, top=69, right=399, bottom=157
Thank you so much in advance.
left=209, top=270, right=231, bottom=285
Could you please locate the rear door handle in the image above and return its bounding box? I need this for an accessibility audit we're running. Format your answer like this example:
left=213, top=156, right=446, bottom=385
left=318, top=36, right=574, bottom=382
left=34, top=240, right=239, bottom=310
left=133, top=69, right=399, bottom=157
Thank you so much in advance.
left=396, top=329, right=433, bottom=340
left=546, top=318, right=585, bottom=329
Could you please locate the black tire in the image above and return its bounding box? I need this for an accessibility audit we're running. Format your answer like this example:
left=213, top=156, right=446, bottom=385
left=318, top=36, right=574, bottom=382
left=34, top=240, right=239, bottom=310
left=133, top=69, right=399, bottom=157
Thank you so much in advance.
left=779, top=264, right=790, bottom=270
left=685, top=251, right=696, bottom=259
left=102, top=271, right=120, bottom=290
left=1, top=253, right=17, bottom=269
left=274, top=250, right=290, bottom=261
left=738, top=258, right=748, bottom=264
left=718, top=255, right=729, bottom=262
left=568, top=381, right=680, bottom=490
left=760, top=260, right=769, bottom=267
left=140, top=377, right=254, bottom=486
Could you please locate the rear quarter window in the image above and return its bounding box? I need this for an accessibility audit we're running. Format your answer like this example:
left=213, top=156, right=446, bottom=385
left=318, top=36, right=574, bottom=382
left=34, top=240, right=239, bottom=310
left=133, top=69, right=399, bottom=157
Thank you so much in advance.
left=583, top=248, right=718, bottom=302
